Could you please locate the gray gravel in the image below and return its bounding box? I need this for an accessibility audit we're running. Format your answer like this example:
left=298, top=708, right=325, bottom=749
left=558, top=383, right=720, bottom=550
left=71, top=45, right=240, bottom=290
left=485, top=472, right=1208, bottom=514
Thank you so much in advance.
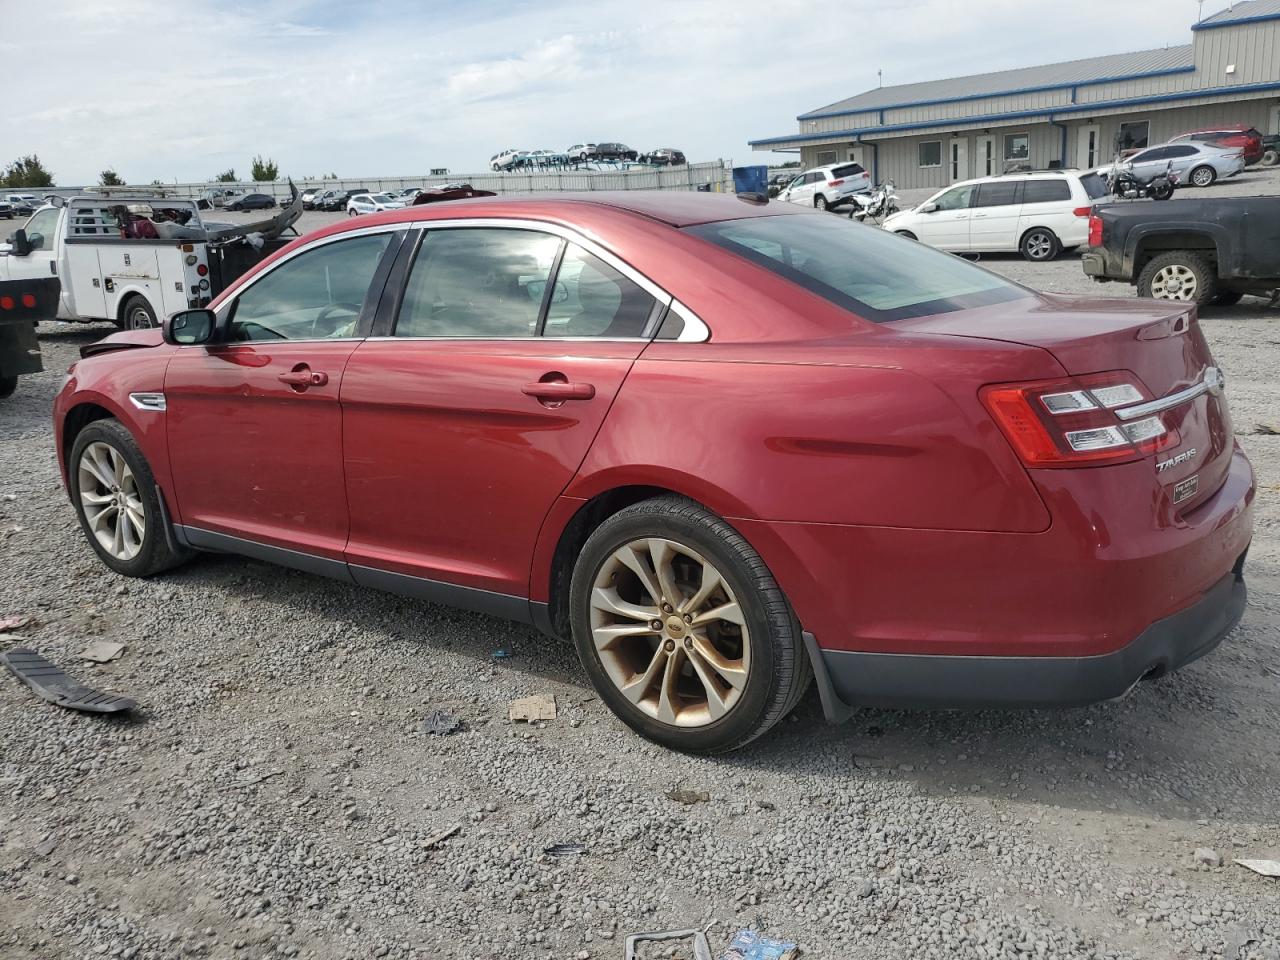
left=2, top=180, right=1279, bottom=960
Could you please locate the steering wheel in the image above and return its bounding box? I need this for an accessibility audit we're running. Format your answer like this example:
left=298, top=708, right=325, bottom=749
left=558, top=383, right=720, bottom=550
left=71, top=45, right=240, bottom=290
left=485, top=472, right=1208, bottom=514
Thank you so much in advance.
left=310, top=302, right=363, bottom=337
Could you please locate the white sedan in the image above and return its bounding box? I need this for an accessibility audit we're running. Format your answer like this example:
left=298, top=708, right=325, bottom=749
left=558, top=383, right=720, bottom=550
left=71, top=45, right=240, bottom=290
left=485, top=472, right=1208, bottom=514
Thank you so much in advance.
left=346, top=193, right=408, bottom=216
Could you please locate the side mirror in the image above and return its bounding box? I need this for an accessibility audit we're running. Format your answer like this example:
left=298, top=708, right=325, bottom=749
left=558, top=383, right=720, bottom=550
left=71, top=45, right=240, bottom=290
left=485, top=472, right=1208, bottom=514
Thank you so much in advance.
left=920, top=202, right=939, bottom=213
left=163, top=309, right=216, bottom=345
left=8, top=228, right=31, bottom=257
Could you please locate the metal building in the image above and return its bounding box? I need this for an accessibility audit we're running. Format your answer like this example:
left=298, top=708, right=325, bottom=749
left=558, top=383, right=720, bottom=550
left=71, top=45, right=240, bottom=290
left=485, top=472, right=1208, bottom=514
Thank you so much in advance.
left=749, top=0, right=1280, bottom=189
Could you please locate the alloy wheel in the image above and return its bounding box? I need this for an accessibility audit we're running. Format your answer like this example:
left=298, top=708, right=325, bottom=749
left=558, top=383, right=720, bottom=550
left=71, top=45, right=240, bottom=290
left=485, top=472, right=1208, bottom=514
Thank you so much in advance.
left=1150, top=264, right=1198, bottom=300
left=589, top=537, right=750, bottom=728
left=77, top=442, right=145, bottom=561
left=1025, top=231, right=1053, bottom=260
left=1191, top=167, right=1214, bottom=187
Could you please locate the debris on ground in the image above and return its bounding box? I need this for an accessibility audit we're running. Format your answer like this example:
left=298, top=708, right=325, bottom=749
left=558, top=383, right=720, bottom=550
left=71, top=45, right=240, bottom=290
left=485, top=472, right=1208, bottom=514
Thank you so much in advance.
left=666, top=785, right=711, bottom=805
left=420, top=709, right=465, bottom=736
left=238, top=768, right=286, bottom=787
left=492, top=645, right=512, bottom=659
left=719, top=929, right=800, bottom=960
left=0, top=614, right=34, bottom=632
left=1235, top=859, right=1280, bottom=877
left=509, top=694, right=556, bottom=723
left=544, top=842, right=587, bottom=857
left=420, top=824, right=461, bottom=849
left=1255, top=422, right=1280, bottom=435
left=1194, top=847, right=1223, bottom=867
left=0, top=647, right=137, bottom=713
left=624, top=928, right=713, bottom=960
left=79, top=640, right=125, bottom=664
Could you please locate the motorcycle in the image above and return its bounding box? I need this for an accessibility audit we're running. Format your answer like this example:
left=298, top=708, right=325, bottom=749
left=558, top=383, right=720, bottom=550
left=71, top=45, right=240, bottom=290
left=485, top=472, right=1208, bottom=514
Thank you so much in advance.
left=846, top=179, right=900, bottom=222
left=1107, top=157, right=1177, bottom=201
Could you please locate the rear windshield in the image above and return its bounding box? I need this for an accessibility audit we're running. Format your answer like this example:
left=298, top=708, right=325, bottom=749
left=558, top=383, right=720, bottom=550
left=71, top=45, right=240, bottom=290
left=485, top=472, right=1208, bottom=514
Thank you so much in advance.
left=831, top=163, right=865, bottom=178
left=1079, top=172, right=1108, bottom=200
left=688, top=214, right=1028, bottom=323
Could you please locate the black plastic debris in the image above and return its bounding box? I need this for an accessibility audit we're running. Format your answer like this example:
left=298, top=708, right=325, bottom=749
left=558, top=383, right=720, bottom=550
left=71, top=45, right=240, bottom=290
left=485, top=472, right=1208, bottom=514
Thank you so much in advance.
left=420, top=710, right=465, bottom=736
left=544, top=842, right=588, bottom=857
left=0, top=647, right=136, bottom=713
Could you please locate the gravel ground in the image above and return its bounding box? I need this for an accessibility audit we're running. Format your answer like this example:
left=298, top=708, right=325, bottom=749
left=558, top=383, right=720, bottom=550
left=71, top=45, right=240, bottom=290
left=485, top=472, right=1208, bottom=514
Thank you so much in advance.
left=1, top=177, right=1279, bottom=960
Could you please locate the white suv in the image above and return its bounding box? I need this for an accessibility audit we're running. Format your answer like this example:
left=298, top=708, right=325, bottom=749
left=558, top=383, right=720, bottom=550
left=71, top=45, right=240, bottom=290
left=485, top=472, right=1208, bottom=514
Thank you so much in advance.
left=882, top=170, right=1109, bottom=261
left=775, top=162, right=872, bottom=210
left=346, top=193, right=408, bottom=216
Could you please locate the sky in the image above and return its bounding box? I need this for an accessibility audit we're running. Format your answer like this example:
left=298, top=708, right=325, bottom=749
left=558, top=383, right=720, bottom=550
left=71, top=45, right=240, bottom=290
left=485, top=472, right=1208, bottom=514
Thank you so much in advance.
left=2, top=0, right=1205, bottom=185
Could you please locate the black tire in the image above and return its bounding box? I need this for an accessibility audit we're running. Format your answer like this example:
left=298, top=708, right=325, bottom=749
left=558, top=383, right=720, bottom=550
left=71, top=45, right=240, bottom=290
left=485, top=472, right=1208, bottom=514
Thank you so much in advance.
left=120, top=295, right=158, bottom=331
left=569, top=496, right=812, bottom=754
left=0, top=375, right=16, bottom=398
left=1212, top=289, right=1244, bottom=306
left=1262, top=149, right=1279, bottom=167
left=895, top=230, right=918, bottom=241
left=1020, top=227, right=1061, bottom=262
left=69, top=419, right=190, bottom=578
left=1137, top=251, right=1218, bottom=306
left=1149, top=180, right=1174, bottom=201
left=813, top=194, right=828, bottom=211
left=1189, top=165, right=1217, bottom=188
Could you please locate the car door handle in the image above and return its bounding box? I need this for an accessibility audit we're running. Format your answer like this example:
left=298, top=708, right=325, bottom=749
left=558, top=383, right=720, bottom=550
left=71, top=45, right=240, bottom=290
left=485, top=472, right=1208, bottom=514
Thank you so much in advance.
left=522, top=381, right=595, bottom=401
left=279, top=367, right=328, bottom=389
left=971, top=213, right=988, bottom=218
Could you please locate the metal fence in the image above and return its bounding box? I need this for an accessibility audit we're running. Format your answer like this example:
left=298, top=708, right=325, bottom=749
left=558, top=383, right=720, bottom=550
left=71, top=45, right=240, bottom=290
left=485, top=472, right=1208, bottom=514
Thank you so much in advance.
left=150, top=160, right=734, bottom=201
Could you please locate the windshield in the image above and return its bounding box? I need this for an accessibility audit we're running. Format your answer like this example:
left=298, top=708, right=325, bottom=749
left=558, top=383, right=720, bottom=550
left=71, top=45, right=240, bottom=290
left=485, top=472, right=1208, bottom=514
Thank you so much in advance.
left=688, top=214, right=1029, bottom=323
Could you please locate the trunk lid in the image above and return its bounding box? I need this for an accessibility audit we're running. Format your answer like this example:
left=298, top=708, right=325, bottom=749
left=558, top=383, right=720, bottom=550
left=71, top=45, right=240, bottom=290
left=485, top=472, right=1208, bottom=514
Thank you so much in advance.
left=893, top=294, right=1233, bottom=512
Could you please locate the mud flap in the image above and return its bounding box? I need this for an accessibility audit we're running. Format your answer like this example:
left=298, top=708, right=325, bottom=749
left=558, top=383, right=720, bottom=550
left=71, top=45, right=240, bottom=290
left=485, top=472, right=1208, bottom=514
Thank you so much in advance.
left=0, top=647, right=137, bottom=713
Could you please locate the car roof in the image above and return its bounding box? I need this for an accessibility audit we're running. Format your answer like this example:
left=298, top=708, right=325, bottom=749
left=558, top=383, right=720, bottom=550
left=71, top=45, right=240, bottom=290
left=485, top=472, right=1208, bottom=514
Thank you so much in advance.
left=943, top=170, right=1083, bottom=189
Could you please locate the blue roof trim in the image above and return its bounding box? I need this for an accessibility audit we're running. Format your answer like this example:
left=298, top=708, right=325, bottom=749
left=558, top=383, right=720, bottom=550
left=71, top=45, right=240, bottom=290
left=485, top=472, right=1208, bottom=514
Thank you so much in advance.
left=795, top=65, right=1197, bottom=121
left=750, top=80, right=1280, bottom=146
left=1193, top=10, right=1280, bottom=29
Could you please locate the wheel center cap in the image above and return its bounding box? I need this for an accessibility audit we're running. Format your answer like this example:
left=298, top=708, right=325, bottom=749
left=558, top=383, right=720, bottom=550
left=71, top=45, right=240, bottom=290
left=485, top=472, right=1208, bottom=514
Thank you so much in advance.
left=666, top=616, right=685, bottom=636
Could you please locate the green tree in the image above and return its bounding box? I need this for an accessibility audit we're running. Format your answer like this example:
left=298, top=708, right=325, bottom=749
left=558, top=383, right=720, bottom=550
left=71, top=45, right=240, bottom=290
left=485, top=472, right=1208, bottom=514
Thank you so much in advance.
left=250, top=155, right=279, bottom=181
left=2, top=155, right=55, bottom=188
left=326, top=171, right=338, bottom=179
left=99, top=169, right=124, bottom=186
left=214, top=168, right=237, bottom=183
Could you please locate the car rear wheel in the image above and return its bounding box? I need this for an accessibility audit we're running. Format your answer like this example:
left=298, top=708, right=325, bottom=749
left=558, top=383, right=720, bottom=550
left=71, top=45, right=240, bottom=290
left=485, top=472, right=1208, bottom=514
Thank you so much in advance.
left=1212, top=289, right=1244, bottom=306
left=69, top=419, right=189, bottom=578
left=1262, top=149, right=1278, bottom=167
left=570, top=496, right=811, bottom=754
left=814, top=195, right=828, bottom=211
left=1137, top=251, right=1218, bottom=306
left=121, top=295, right=158, bottom=331
left=1189, top=165, right=1217, bottom=188
left=1020, top=228, right=1061, bottom=262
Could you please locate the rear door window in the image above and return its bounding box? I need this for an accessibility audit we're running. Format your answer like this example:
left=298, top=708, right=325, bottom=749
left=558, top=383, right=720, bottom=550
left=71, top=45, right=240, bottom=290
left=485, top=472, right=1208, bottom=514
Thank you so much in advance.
left=543, top=244, right=657, bottom=338
left=973, top=181, right=1022, bottom=207
left=1021, top=180, right=1071, bottom=203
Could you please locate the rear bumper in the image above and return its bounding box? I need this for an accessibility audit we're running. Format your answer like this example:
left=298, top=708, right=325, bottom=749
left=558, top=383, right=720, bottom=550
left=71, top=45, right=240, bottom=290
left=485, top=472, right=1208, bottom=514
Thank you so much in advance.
left=1080, top=251, right=1111, bottom=278
left=808, top=557, right=1246, bottom=713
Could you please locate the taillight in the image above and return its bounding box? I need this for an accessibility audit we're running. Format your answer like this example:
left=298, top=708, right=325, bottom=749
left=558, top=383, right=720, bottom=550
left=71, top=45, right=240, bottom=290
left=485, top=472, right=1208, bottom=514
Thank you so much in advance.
left=828, top=179, right=845, bottom=187
left=196, top=264, right=208, bottom=276
left=1072, top=206, right=1092, bottom=218
left=0, top=296, right=13, bottom=310
left=981, top=372, right=1178, bottom=468
left=21, top=293, right=35, bottom=308
left=1088, top=214, right=1103, bottom=246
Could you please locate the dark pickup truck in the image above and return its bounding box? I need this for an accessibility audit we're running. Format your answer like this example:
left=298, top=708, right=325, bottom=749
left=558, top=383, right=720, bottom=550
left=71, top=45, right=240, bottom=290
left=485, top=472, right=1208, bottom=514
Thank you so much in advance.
left=0, top=277, right=59, bottom=398
left=1081, top=197, right=1280, bottom=307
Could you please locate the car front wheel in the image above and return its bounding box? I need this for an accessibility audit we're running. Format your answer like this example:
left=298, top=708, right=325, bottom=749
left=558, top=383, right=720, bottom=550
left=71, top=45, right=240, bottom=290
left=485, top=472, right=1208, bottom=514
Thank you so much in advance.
left=570, top=497, right=811, bottom=754
left=69, top=419, right=189, bottom=578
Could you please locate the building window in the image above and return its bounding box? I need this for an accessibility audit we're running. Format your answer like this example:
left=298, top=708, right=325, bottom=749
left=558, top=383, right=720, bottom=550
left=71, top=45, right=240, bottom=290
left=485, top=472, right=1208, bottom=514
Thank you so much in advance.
left=816, top=149, right=838, bottom=165
left=1117, top=120, right=1149, bottom=152
left=918, top=141, right=942, bottom=167
left=1004, top=132, right=1030, bottom=162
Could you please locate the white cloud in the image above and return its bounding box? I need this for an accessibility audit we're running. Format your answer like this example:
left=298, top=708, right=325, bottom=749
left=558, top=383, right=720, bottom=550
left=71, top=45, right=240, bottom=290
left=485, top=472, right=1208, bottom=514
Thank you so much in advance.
left=4, top=0, right=1199, bottom=184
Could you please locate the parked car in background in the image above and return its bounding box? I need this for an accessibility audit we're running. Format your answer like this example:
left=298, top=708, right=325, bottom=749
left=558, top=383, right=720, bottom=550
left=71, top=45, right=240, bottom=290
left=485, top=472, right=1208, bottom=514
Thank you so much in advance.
left=4, top=195, right=41, bottom=216
left=775, top=162, right=872, bottom=211
left=397, top=187, right=422, bottom=199
left=321, top=190, right=371, bottom=212
left=1168, top=125, right=1264, bottom=166
left=346, top=192, right=408, bottom=215
left=567, top=144, right=597, bottom=162
left=226, top=193, right=276, bottom=211
left=301, top=187, right=331, bottom=210
left=0, top=200, right=13, bottom=220
left=883, top=169, right=1108, bottom=261
left=201, top=188, right=235, bottom=209
left=0, top=276, right=58, bottom=398
left=311, top=190, right=340, bottom=210
left=526, top=149, right=569, bottom=166
left=1083, top=196, right=1280, bottom=306
left=642, top=148, right=687, bottom=166
left=490, top=149, right=522, bottom=171
left=1098, top=141, right=1245, bottom=188
left=594, top=142, right=638, bottom=161
left=53, top=193, right=1254, bottom=754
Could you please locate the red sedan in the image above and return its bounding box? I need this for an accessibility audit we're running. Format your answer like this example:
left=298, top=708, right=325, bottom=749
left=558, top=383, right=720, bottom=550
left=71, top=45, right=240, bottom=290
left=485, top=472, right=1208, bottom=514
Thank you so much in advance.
left=53, top=193, right=1254, bottom=753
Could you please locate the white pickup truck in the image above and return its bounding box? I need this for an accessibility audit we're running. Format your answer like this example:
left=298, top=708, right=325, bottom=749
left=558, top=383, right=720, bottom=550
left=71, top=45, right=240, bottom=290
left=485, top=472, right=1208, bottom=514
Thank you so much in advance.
left=0, top=186, right=301, bottom=329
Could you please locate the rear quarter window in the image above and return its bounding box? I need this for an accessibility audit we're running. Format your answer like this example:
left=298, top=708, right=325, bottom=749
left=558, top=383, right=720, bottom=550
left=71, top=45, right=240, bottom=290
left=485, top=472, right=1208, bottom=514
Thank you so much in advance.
left=1022, top=180, right=1071, bottom=203
left=1078, top=173, right=1108, bottom=200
